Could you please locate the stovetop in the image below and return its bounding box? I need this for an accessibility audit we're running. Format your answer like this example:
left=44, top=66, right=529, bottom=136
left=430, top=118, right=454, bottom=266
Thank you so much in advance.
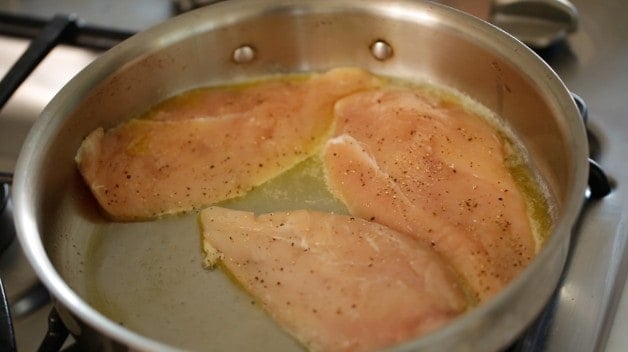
left=0, top=0, right=626, bottom=351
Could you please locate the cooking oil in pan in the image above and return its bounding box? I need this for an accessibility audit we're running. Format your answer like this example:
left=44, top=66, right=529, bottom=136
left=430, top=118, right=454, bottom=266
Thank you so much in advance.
left=217, top=156, right=348, bottom=214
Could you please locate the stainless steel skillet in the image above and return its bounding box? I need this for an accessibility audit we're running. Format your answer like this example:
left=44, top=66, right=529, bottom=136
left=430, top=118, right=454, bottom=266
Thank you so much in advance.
left=12, top=0, right=589, bottom=350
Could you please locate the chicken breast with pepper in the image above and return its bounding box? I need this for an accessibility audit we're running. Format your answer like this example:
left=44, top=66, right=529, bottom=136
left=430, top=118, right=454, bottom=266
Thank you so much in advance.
left=201, top=206, right=470, bottom=352
left=75, top=68, right=382, bottom=220
left=323, top=87, right=538, bottom=301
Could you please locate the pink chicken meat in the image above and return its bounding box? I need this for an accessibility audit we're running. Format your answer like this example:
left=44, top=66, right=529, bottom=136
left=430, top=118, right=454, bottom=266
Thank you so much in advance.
left=200, top=206, right=469, bottom=352
left=75, top=68, right=382, bottom=220
left=322, top=87, right=537, bottom=301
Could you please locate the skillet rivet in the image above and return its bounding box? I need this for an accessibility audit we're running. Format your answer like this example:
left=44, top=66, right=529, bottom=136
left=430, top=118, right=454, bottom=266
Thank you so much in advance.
left=370, top=40, right=393, bottom=61
left=233, top=45, right=256, bottom=63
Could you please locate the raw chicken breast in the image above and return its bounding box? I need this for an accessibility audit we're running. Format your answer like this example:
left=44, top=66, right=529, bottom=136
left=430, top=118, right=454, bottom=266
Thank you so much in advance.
left=76, top=68, right=382, bottom=220
left=200, top=206, right=469, bottom=352
left=323, top=87, right=537, bottom=301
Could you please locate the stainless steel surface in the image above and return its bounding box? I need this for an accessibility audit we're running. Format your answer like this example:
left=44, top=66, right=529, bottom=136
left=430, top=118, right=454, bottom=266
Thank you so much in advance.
left=539, top=203, right=627, bottom=351
left=536, top=0, right=628, bottom=350
left=0, top=0, right=626, bottom=351
left=11, top=0, right=589, bottom=351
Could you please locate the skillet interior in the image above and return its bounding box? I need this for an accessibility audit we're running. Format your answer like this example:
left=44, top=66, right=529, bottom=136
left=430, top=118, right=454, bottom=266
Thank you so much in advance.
left=13, top=1, right=588, bottom=350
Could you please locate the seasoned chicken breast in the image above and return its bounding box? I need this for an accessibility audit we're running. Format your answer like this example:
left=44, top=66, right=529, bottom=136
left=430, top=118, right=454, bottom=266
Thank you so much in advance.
left=75, top=68, right=382, bottom=220
left=200, top=206, right=470, bottom=352
left=322, top=87, right=537, bottom=301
